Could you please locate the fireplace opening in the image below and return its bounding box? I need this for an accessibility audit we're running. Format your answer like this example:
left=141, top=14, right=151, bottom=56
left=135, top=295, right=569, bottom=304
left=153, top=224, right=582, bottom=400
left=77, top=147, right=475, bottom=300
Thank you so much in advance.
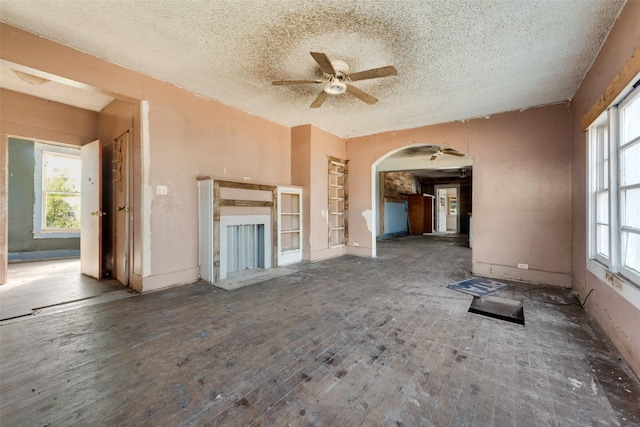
left=226, top=224, right=265, bottom=275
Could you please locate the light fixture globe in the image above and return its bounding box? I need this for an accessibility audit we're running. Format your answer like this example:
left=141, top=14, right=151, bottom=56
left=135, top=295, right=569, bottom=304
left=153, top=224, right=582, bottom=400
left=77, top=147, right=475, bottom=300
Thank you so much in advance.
left=13, top=69, right=49, bottom=85
left=324, top=79, right=347, bottom=95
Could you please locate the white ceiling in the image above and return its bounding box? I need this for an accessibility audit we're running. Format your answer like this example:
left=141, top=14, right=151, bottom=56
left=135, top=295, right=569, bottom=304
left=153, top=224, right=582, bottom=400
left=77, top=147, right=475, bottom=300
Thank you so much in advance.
left=0, top=0, right=626, bottom=138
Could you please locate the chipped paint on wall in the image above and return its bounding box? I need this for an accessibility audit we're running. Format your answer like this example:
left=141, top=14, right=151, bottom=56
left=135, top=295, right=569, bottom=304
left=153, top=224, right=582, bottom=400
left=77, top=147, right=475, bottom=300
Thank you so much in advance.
left=361, top=209, right=373, bottom=233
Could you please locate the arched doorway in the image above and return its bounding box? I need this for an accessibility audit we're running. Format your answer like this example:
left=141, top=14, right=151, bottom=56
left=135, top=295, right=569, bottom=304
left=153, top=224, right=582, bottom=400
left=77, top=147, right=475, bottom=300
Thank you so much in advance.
left=371, top=144, right=473, bottom=257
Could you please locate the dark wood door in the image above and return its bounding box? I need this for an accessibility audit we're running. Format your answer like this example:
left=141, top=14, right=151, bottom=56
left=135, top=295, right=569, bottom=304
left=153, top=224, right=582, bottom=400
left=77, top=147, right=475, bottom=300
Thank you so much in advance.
left=408, top=194, right=425, bottom=235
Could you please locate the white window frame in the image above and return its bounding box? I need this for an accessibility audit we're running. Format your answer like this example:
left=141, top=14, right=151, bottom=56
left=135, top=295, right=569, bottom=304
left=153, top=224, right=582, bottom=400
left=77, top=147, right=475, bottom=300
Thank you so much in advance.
left=587, top=78, right=640, bottom=300
left=618, top=87, right=640, bottom=285
left=33, top=142, right=82, bottom=239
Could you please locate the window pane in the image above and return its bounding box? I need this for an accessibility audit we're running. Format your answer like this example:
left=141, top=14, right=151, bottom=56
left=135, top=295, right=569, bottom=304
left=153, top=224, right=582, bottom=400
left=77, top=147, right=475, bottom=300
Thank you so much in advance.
left=621, top=143, right=640, bottom=186
left=45, top=194, right=81, bottom=229
left=622, top=95, right=640, bottom=144
left=596, top=126, right=609, bottom=190
left=622, top=188, right=640, bottom=229
left=597, top=224, right=609, bottom=258
left=43, top=152, right=81, bottom=193
left=622, top=231, right=640, bottom=274
left=596, top=191, right=609, bottom=223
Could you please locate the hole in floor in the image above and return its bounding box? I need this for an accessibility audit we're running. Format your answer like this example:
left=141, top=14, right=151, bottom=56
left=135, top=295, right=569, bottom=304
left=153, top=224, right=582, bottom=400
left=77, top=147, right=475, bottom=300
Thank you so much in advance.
left=468, top=295, right=525, bottom=325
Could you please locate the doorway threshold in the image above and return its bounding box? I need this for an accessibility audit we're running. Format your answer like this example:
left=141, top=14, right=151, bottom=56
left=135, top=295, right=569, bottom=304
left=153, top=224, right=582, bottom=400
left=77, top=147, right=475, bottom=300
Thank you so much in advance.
left=0, top=288, right=137, bottom=325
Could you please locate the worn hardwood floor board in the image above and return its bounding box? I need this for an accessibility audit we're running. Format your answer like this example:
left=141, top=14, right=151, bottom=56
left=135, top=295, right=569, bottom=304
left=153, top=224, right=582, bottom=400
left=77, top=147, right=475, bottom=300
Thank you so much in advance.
left=79, top=294, right=365, bottom=424
left=182, top=308, right=373, bottom=425
left=254, top=284, right=430, bottom=425
left=207, top=297, right=416, bottom=425
left=361, top=312, right=476, bottom=425
left=256, top=318, right=390, bottom=424
left=338, top=309, right=448, bottom=425
left=316, top=297, right=431, bottom=424
left=2, top=236, right=639, bottom=426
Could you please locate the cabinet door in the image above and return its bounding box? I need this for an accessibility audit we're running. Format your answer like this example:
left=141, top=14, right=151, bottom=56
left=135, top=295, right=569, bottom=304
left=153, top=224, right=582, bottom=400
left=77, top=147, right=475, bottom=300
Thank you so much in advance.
left=277, top=187, right=303, bottom=266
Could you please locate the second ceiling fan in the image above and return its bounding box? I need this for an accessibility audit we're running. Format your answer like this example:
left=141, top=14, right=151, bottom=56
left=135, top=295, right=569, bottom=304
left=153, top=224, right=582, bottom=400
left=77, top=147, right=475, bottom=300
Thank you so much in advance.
left=272, top=52, right=397, bottom=108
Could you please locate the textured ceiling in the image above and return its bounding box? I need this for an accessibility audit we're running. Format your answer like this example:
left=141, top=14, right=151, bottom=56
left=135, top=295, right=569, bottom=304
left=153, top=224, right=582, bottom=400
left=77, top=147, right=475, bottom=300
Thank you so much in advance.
left=0, top=0, right=626, bottom=138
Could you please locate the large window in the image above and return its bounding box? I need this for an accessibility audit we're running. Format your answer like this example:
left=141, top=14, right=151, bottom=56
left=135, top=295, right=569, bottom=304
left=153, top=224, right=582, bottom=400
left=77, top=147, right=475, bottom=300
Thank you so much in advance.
left=33, top=142, right=82, bottom=238
left=588, top=82, right=640, bottom=286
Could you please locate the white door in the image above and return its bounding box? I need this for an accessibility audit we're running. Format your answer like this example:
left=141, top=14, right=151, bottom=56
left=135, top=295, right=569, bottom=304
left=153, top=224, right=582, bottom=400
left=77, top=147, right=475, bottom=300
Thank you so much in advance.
left=80, top=140, right=103, bottom=279
left=437, top=188, right=447, bottom=232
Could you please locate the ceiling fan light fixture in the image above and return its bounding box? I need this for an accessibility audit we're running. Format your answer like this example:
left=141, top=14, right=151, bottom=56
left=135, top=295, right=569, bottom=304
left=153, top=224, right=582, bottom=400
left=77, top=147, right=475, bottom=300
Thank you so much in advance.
left=324, top=79, right=347, bottom=95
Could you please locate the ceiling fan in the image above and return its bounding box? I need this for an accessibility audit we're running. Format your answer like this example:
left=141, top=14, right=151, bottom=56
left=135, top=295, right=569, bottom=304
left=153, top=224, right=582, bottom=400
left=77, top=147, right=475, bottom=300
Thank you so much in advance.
left=272, top=52, right=397, bottom=108
left=402, top=145, right=466, bottom=161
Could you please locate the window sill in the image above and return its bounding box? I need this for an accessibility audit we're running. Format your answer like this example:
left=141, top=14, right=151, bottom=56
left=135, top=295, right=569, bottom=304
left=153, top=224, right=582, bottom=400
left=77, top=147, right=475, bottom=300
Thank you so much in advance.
left=588, top=259, right=640, bottom=310
left=33, top=231, right=81, bottom=239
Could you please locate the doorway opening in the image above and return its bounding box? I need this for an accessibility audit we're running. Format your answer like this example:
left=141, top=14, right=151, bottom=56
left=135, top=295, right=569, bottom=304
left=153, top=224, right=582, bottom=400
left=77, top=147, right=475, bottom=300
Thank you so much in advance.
left=372, top=144, right=473, bottom=257
left=3, top=134, right=131, bottom=321
left=434, top=184, right=461, bottom=234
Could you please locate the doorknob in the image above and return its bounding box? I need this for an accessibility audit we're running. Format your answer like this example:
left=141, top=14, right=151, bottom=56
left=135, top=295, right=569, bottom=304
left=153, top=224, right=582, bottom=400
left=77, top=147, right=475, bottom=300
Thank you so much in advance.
left=117, top=206, right=130, bottom=212
left=91, top=211, right=106, bottom=216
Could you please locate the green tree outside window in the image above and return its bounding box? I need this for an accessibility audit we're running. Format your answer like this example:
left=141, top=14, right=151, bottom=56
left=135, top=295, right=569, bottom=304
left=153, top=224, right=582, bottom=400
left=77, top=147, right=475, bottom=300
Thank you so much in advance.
left=42, top=152, right=81, bottom=230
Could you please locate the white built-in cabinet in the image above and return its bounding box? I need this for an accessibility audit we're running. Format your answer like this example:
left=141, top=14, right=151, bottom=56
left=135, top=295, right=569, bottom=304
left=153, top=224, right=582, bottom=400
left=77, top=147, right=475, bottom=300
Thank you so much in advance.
left=328, top=158, right=347, bottom=247
left=277, top=186, right=302, bottom=266
left=198, top=178, right=303, bottom=286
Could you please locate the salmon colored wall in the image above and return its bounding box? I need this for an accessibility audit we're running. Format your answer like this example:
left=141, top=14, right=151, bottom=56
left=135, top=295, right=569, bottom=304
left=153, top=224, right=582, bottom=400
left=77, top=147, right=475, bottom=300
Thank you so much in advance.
left=291, top=125, right=312, bottom=257
left=570, top=1, right=640, bottom=378
left=0, top=89, right=98, bottom=284
left=291, top=125, right=347, bottom=261
left=1, top=23, right=291, bottom=291
left=346, top=104, right=572, bottom=287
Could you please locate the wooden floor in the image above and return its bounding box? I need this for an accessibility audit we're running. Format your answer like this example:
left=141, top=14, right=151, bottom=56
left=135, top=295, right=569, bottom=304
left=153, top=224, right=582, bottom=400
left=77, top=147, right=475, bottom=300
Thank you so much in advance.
left=1, top=258, right=128, bottom=321
left=1, top=236, right=639, bottom=426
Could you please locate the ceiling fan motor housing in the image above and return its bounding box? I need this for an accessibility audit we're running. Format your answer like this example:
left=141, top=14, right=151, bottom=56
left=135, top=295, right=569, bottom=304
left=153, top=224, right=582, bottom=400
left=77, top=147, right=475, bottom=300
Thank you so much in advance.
left=330, top=60, right=349, bottom=78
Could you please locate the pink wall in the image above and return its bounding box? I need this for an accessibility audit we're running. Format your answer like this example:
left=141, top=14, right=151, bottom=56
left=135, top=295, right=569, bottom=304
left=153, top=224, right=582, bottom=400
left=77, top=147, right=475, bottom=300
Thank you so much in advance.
left=570, top=1, right=640, bottom=377
left=0, top=89, right=99, bottom=284
left=144, top=99, right=290, bottom=290
left=1, top=24, right=291, bottom=291
left=291, top=125, right=312, bottom=257
left=346, top=104, right=572, bottom=287
left=291, top=125, right=347, bottom=261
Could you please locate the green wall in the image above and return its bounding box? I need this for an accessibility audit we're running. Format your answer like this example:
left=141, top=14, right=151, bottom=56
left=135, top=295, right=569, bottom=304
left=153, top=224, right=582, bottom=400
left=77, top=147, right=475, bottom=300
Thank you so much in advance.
left=8, top=138, right=80, bottom=258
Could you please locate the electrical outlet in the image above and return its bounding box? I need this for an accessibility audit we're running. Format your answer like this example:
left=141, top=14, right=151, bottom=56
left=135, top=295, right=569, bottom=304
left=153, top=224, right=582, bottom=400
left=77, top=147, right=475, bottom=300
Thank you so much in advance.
left=517, top=263, right=529, bottom=270
left=353, top=242, right=360, bottom=247
left=156, top=185, right=168, bottom=195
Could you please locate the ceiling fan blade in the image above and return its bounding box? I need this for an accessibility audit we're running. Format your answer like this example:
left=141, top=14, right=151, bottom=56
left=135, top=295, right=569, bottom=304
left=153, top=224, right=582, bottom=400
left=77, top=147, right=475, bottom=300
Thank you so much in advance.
left=310, top=91, right=329, bottom=108
left=310, top=52, right=336, bottom=75
left=430, top=155, right=438, bottom=161
left=443, top=149, right=465, bottom=157
left=348, top=65, right=398, bottom=82
left=345, top=84, right=378, bottom=105
left=272, top=80, right=323, bottom=86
